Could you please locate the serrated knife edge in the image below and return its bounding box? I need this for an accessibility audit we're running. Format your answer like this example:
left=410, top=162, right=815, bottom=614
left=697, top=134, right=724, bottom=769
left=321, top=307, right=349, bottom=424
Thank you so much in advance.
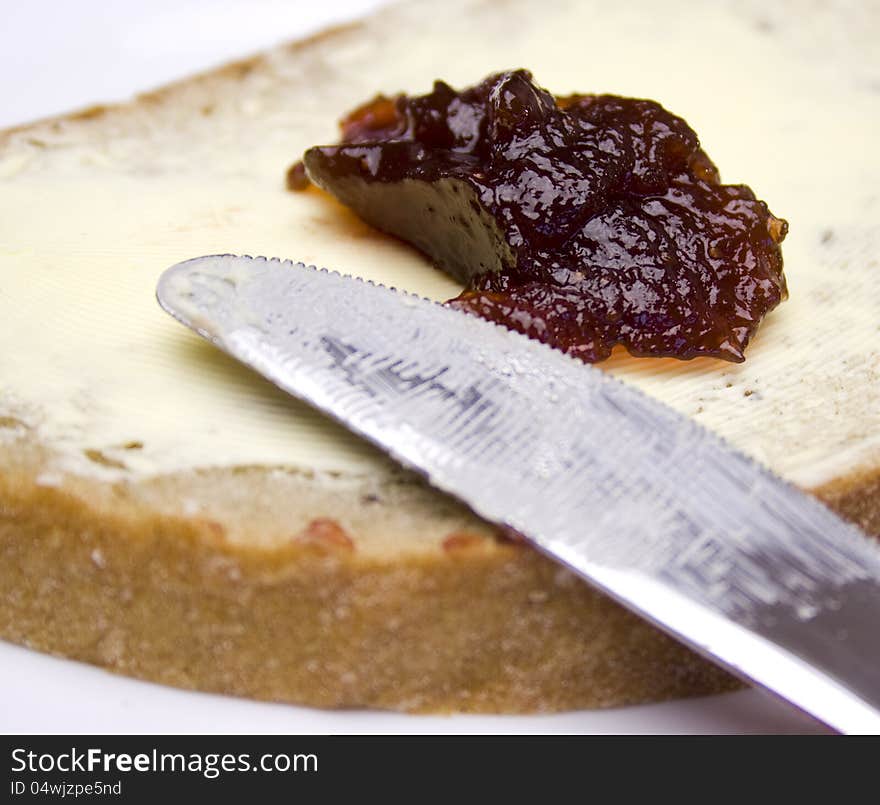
left=158, top=254, right=880, bottom=733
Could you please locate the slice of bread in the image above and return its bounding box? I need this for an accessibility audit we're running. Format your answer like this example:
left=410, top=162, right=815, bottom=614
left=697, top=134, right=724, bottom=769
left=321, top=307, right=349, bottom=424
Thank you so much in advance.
left=0, top=0, right=877, bottom=713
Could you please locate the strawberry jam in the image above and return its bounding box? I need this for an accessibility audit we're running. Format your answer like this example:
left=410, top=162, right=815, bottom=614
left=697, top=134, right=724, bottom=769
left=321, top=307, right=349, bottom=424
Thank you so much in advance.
left=294, top=70, right=788, bottom=362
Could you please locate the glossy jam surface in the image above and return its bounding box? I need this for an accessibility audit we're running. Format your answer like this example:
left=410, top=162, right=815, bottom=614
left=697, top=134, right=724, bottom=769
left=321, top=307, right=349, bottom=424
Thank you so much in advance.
left=296, top=70, right=788, bottom=362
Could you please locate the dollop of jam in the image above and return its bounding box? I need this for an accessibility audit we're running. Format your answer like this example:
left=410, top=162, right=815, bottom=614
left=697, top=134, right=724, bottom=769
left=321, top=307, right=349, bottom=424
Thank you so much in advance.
left=294, top=70, right=788, bottom=362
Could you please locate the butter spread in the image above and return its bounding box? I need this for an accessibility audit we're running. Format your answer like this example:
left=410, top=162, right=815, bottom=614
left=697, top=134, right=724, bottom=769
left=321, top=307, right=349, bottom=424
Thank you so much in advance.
left=0, top=0, right=877, bottom=490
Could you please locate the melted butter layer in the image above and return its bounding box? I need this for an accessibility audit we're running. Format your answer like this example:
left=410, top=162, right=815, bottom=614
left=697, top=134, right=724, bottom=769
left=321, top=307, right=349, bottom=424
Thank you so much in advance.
left=0, top=0, right=878, bottom=489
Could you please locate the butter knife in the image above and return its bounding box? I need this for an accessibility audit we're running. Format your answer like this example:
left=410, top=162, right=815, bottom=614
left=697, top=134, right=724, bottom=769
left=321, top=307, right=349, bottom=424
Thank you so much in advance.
left=157, top=254, right=880, bottom=733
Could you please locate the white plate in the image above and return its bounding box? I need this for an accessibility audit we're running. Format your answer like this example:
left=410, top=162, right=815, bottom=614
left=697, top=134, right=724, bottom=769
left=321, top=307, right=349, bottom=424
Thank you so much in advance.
left=0, top=640, right=829, bottom=733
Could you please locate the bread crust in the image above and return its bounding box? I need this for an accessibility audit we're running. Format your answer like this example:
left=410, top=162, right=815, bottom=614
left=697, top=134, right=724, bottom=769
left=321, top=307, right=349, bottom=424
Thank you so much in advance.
left=1, top=480, right=743, bottom=713
left=814, top=467, right=880, bottom=547
left=0, top=20, right=359, bottom=143
left=1, top=0, right=877, bottom=713
left=0, top=447, right=741, bottom=712
left=0, top=416, right=876, bottom=713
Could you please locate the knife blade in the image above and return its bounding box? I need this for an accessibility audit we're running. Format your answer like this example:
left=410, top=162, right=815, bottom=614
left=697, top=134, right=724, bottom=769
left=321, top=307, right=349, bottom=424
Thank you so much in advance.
left=157, top=254, right=880, bottom=733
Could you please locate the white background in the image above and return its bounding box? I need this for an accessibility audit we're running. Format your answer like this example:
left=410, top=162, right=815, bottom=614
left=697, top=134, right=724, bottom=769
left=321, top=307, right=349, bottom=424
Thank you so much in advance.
left=0, top=0, right=385, bottom=128
left=0, top=0, right=830, bottom=733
